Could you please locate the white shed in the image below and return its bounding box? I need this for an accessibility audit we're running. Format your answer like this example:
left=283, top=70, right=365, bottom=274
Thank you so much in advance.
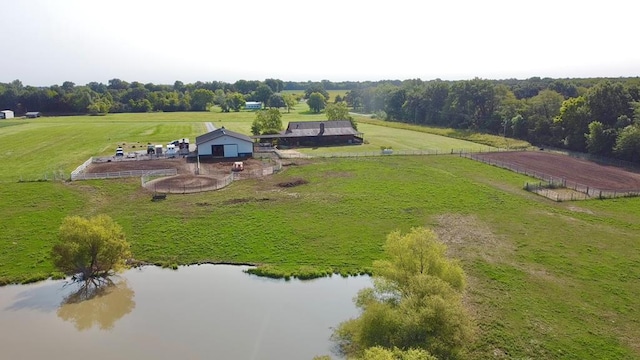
left=196, top=127, right=253, bottom=158
left=245, top=101, right=262, bottom=110
left=0, top=110, right=14, bottom=119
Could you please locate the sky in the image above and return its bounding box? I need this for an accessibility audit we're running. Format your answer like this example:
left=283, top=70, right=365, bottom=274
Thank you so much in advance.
left=1, top=0, right=639, bottom=86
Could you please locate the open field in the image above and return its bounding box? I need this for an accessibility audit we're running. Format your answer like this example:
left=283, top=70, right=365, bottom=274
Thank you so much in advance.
left=475, top=151, right=640, bottom=191
left=1, top=113, right=640, bottom=358
left=0, top=109, right=497, bottom=182
left=357, top=117, right=532, bottom=149
left=281, top=89, right=348, bottom=102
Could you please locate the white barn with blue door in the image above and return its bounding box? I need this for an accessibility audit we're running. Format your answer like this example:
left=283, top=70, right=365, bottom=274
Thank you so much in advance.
left=196, top=127, right=253, bottom=158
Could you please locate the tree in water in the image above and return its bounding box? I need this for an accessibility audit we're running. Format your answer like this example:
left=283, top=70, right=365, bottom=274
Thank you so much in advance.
left=52, top=215, right=131, bottom=282
left=333, top=228, right=472, bottom=360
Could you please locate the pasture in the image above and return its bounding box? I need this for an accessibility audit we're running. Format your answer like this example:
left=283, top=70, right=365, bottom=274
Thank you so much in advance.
left=0, top=111, right=639, bottom=359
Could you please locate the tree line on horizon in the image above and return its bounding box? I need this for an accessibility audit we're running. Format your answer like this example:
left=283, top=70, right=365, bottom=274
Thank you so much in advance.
left=1, top=76, right=639, bottom=162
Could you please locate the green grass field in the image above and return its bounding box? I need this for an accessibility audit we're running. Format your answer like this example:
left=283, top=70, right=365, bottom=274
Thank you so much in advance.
left=1, top=112, right=639, bottom=359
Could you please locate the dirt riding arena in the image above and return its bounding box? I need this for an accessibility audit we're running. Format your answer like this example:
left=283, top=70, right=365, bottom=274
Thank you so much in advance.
left=472, top=151, right=640, bottom=191
left=85, top=157, right=275, bottom=193
left=86, top=157, right=267, bottom=176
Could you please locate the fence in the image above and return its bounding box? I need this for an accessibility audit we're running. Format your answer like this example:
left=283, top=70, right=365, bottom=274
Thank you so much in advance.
left=73, top=168, right=177, bottom=181
left=70, top=157, right=94, bottom=180
left=273, top=147, right=504, bottom=159
left=232, top=159, right=282, bottom=180
left=16, top=170, right=68, bottom=183
left=142, top=159, right=283, bottom=194
left=142, top=173, right=234, bottom=194
left=463, top=152, right=640, bottom=201
left=538, top=146, right=640, bottom=173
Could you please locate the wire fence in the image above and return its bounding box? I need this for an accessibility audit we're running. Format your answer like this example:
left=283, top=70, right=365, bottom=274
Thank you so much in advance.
left=73, top=168, right=177, bottom=181
left=141, top=159, right=283, bottom=194
left=273, top=147, right=505, bottom=159
left=463, top=152, right=640, bottom=201
left=15, top=170, right=68, bottom=183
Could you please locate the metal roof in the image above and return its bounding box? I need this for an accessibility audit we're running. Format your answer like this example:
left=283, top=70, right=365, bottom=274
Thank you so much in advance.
left=196, top=127, right=253, bottom=145
left=252, top=120, right=362, bottom=139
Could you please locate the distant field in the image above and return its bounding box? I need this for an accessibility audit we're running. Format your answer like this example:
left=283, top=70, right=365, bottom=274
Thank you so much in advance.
left=281, top=89, right=348, bottom=102
left=0, top=109, right=500, bottom=182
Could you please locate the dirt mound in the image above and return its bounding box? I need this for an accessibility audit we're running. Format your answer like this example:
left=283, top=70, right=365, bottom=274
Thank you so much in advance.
left=277, top=178, right=308, bottom=188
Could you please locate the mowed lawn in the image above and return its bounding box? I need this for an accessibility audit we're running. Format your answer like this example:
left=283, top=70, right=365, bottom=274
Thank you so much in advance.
left=0, top=109, right=490, bottom=182
left=1, top=112, right=639, bottom=359
left=296, top=122, right=493, bottom=155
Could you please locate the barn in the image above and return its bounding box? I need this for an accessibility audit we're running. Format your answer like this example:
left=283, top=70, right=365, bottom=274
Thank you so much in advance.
left=245, top=102, right=262, bottom=110
left=0, top=110, right=14, bottom=119
left=196, top=127, right=253, bottom=158
left=253, top=120, right=364, bottom=147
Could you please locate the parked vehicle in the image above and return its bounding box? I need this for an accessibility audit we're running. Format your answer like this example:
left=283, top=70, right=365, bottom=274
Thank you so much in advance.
left=166, top=144, right=177, bottom=157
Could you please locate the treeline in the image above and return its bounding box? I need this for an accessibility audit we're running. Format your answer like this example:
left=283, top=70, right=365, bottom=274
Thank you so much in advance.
left=2, top=76, right=640, bottom=161
left=0, top=78, right=371, bottom=117
left=343, top=77, right=640, bottom=162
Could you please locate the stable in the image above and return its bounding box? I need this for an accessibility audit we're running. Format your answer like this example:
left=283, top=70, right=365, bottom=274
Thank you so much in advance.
left=245, top=101, right=262, bottom=110
left=253, top=120, right=364, bottom=147
left=0, top=110, right=14, bottom=119
left=196, top=127, right=253, bottom=158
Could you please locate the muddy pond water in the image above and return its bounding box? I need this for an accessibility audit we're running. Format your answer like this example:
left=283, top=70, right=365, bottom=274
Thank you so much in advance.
left=0, top=265, right=371, bottom=360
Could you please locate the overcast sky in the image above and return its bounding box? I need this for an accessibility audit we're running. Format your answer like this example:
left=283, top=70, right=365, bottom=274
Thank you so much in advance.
left=2, top=0, right=639, bottom=86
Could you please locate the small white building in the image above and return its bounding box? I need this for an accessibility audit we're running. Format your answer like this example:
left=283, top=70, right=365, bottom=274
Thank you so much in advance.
left=196, top=127, right=253, bottom=158
left=0, top=110, right=14, bottom=119
left=245, top=101, right=262, bottom=110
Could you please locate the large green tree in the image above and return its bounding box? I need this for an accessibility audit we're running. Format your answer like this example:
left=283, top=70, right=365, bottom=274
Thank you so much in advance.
left=253, top=84, right=274, bottom=107
left=613, top=125, right=640, bottom=162
left=304, top=84, right=329, bottom=100
left=334, top=228, right=472, bottom=360
left=267, top=94, right=286, bottom=109
left=191, top=89, right=215, bottom=111
left=307, top=92, right=326, bottom=113
left=251, top=108, right=283, bottom=135
left=227, top=92, right=246, bottom=112
left=52, top=215, right=131, bottom=281
left=555, top=96, right=591, bottom=151
left=585, top=121, right=616, bottom=156
left=325, top=102, right=351, bottom=121
left=282, top=93, right=298, bottom=113
left=586, top=81, right=632, bottom=128
left=326, top=102, right=358, bottom=130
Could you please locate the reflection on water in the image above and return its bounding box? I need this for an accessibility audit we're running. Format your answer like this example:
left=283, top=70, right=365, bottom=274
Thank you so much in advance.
left=57, top=279, right=135, bottom=331
left=0, top=265, right=370, bottom=360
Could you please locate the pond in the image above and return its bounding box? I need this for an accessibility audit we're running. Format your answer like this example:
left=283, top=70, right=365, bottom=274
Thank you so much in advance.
left=0, top=265, right=371, bottom=360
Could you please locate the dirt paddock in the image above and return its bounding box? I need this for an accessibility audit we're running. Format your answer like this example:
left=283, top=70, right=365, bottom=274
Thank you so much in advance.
left=474, top=151, right=640, bottom=191
left=86, top=157, right=268, bottom=176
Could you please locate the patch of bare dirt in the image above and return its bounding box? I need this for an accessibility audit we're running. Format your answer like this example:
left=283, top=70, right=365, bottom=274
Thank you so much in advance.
left=277, top=178, right=308, bottom=188
left=144, top=175, right=221, bottom=193
left=222, top=197, right=272, bottom=205
left=435, top=214, right=500, bottom=256
left=474, top=151, right=640, bottom=191
left=567, top=205, right=594, bottom=214
left=197, top=158, right=270, bottom=175
left=86, top=157, right=271, bottom=177
left=86, top=158, right=191, bottom=173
